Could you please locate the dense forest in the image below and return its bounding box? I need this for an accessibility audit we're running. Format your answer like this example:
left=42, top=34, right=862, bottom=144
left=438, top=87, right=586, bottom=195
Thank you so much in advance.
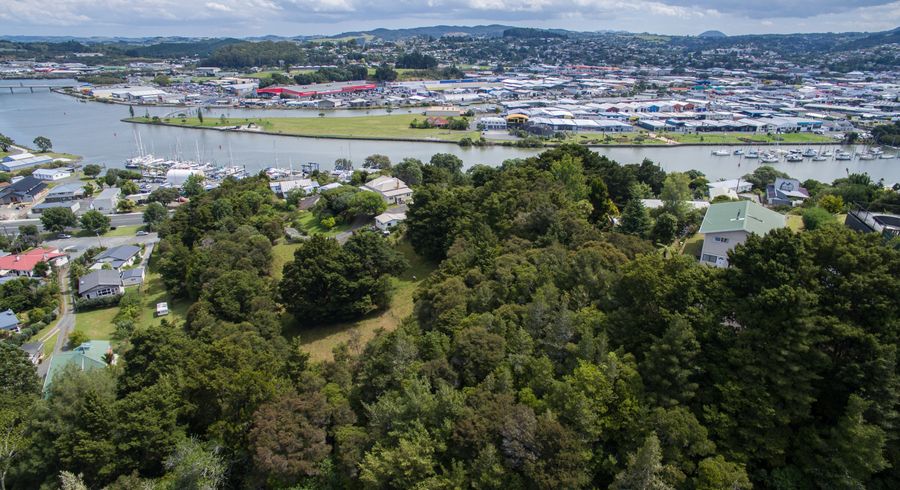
left=2, top=146, right=900, bottom=489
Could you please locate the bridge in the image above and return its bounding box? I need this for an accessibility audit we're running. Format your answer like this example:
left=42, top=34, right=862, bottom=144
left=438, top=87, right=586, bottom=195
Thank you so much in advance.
left=0, top=81, right=84, bottom=94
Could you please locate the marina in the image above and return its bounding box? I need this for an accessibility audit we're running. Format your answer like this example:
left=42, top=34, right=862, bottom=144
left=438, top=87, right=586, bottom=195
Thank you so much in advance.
left=1, top=87, right=898, bottom=184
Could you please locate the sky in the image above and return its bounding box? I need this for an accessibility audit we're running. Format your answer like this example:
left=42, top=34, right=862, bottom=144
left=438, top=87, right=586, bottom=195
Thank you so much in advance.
left=0, top=0, right=899, bottom=38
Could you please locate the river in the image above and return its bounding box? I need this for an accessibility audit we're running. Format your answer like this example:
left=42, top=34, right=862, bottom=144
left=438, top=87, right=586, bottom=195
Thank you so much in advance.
left=1, top=80, right=898, bottom=184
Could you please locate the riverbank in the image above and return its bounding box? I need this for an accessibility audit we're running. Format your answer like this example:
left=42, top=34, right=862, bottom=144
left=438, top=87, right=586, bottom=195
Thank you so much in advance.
left=124, top=114, right=842, bottom=148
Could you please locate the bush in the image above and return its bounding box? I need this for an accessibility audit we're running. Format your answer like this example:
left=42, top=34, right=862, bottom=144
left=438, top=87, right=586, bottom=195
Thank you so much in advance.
left=802, top=207, right=836, bottom=230
left=818, top=194, right=845, bottom=214
left=75, top=294, right=123, bottom=311
left=67, top=330, right=89, bottom=349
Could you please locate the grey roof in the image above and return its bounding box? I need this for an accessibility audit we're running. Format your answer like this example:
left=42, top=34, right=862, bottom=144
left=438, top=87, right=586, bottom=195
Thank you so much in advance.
left=0, top=309, right=20, bottom=330
left=121, top=267, right=144, bottom=279
left=94, top=245, right=141, bottom=268
left=78, top=270, right=122, bottom=294
left=47, top=182, right=86, bottom=196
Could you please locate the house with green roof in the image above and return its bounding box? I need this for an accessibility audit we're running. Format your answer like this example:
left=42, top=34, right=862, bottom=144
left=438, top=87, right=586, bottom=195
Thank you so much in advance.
left=698, top=200, right=786, bottom=267
left=42, top=340, right=114, bottom=395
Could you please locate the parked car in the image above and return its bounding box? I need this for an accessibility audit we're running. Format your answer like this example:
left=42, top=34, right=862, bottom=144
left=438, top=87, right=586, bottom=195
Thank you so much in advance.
left=136, top=230, right=149, bottom=236
left=57, top=233, right=72, bottom=239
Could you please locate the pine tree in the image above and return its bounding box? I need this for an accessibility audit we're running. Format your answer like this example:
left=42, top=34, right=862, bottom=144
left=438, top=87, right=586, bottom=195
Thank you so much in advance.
left=611, top=433, right=674, bottom=490
left=619, top=199, right=651, bottom=237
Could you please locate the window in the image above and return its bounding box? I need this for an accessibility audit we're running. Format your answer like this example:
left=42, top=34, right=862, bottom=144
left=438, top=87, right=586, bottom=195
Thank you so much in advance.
left=701, top=254, right=719, bottom=263
left=714, top=236, right=729, bottom=243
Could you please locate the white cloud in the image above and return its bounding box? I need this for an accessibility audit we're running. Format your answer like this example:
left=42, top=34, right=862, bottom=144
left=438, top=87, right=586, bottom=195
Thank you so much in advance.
left=0, top=0, right=896, bottom=36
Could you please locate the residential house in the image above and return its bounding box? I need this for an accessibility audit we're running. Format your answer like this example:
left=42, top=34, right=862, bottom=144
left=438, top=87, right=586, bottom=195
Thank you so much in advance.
left=707, top=179, right=753, bottom=199
left=42, top=340, right=114, bottom=394
left=375, top=211, right=407, bottom=231
left=0, top=248, right=67, bottom=277
left=78, top=269, right=124, bottom=299
left=0, top=176, right=48, bottom=204
left=766, top=178, right=810, bottom=207
left=0, top=309, right=20, bottom=332
left=845, top=206, right=900, bottom=239
left=90, top=245, right=141, bottom=270
left=90, top=187, right=120, bottom=213
left=698, top=200, right=786, bottom=267
left=120, top=267, right=145, bottom=287
left=270, top=178, right=320, bottom=198
left=31, top=201, right=80, bottom=215
left=361, top=175, right=413, bottom=205
left=45, top=182, right=86, bottom=202
left=33, top=168, right=72, bottom=181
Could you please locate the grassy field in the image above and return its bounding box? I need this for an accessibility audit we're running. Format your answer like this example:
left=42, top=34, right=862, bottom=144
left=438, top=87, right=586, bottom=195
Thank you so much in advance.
left=136, top=270, right=189, bottom=329
left=75, top=306, right=118, bottom=340
left=285, top=239, right=436, bottom=362
left=75, top=224, right=143, bottom=239
left=272, top=242, right=302, bottom=281
left=556, top=132, right=667, bottom=145
left=73, top=269, right=189, bottom=342
left=660, top=132, right=834, bottom=144
left=129, top=114, right=481, bottom=143
left=295, top=211, right=352, bottom=236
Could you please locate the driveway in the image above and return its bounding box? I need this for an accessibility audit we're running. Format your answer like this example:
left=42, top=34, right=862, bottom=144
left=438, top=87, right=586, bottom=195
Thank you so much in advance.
left=335, top=215, right=371, bottom=244
left=36, top=267, right=74, bottom=378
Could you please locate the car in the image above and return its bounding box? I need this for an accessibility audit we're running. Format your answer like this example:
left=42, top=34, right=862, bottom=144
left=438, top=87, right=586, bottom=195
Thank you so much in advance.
left=57, top=233, right=72, bottom=239
left=136, top=230, right=149, bottom=236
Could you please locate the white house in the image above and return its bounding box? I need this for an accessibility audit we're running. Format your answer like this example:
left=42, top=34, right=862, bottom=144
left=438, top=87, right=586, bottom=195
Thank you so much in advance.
left=707, top=179, right=753, bottom=199
left=361, top=176, right=413, bottom=205
left=33, top=168, right=72, bottom=181
left=375, top=211, right=407, bottom=231
left=698, top=201, right=785, bottom=267
left=91, top=187, right=120, bottom=213
left=78, top=270, right=124, bottom=299
left=270, top=178, right=320, bottom=198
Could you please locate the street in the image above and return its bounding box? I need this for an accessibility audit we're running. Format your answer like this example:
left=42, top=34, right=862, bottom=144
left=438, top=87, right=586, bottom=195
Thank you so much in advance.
left=36, top=267, right=74, bottom=378
left=1, top=212, right=146, bottom=232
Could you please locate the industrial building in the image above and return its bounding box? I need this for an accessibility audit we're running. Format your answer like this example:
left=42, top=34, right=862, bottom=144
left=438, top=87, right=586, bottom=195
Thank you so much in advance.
left=257, top=81, right=376, bottom=99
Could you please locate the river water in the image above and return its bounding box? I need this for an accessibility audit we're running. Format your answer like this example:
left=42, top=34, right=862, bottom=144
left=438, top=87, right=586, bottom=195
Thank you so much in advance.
left=1, top=80, right=898, bottom=184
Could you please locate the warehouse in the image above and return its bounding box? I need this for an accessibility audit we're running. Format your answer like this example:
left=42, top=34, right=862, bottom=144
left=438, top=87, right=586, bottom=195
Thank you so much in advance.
left=257, top=81, right=376, bottom=99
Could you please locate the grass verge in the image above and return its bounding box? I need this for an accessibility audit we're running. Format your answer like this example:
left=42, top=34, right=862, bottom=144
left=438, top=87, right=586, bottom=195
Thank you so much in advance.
left=127, top=114, right=481, bottom=143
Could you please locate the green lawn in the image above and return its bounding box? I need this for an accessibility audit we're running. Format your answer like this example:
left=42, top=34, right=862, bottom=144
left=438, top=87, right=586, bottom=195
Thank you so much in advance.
left=295, top=211, right=352, bottom=236
left=136, top=270, right=189, bottom=329
left=42, top=332, right=58, bottom=358
left=74, top=224, right=143, bottom=239
left=660, top=132, right=833, bottom=144
left=127, top=114, right=481, bottom=143
left=555, top=132, right=667, bottom=145
left=285, top=239, right=436, bottom=362
left=272, top=242, right=302, bottom=281
left=75, top=306, right=119, bottom=340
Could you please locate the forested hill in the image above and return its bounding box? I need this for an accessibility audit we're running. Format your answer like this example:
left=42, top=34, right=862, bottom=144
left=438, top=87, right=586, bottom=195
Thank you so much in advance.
left=2, top=146, right=900, bottom=489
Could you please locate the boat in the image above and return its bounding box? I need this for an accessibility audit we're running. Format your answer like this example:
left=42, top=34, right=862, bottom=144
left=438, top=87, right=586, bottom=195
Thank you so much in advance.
left=858, top=153, right=877, bottom=160
left=762, top=153, right=780, bottom=163
left=745, top=149, right=759, bottom=159
left=711, top=149, right=730, bottom=156
left=835, top=151, right=852, bottom=161
left=871, top=147, right=884, bottom=155
left=786, top=153, right=804, bottom=162
left=733, top=149, right=745, bottom=156
left=802, top=148, right=817, bottom=157
left=821, top=149, right=834, bottom=157
left=880, top=154, right=896, bottom=159
left=812, top=155, right=828, bottom=161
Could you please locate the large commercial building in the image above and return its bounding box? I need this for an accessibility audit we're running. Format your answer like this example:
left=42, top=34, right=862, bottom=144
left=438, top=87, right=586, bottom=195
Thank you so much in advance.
left=257, top=81, right=377, bottom=99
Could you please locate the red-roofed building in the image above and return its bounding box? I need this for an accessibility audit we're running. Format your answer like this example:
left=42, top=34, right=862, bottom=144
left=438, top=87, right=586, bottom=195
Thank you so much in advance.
left=0, top=248, right=68, bottom=277
left=257, top=81, right=377, bottom=99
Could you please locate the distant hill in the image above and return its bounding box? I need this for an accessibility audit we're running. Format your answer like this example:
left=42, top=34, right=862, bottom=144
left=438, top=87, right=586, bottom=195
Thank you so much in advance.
left=124, top=38, right=243, bottom=58
left=838, top=26, right=900, bottom=50
left=320, top=25, right=517, bottom=41
left=699, top=30, right=727, bottom=38
left=503, top=27, right=567, bottom=39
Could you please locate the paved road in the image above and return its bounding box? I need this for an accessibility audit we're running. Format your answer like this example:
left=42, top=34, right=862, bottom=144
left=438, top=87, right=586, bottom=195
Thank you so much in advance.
left=0, top=212, right=145, bottom=233
left=36, top=267, right=74, bottom=378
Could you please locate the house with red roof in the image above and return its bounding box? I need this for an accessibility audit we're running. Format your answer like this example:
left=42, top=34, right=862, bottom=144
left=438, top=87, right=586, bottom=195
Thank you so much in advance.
left=0, top=248, right=68, bottom=277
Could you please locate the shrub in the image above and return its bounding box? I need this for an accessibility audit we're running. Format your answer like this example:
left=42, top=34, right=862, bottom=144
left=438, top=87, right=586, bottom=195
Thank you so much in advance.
left=75, top=294, right=123, bottom=311
left=802, top=207, right=836, bottom=230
